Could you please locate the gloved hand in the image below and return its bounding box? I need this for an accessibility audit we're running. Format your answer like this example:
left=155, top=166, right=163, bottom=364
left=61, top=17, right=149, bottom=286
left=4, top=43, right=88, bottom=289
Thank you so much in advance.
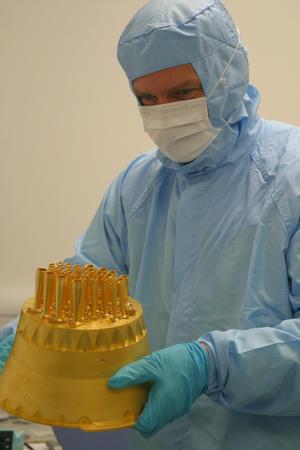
left=108, top=341, right=209, bottom=438
left=0, top=334, right=15, bottom=373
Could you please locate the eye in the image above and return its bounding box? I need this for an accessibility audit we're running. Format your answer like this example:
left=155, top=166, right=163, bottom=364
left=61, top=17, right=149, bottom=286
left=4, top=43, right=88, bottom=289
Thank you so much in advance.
left=138, top=94, right=157, bottom=106
left=177, top=89, right=194, bottom=95
left=174, top=88, right=203, bottom=99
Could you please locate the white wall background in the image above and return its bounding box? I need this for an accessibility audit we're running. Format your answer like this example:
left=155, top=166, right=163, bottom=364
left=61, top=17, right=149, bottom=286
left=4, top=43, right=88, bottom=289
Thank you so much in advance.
left=1, top=0, right=300, bottom=313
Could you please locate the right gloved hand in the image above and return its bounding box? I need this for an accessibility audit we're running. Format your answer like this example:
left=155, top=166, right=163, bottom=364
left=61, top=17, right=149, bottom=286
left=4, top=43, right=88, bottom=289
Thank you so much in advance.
left=0, top=334, right=15, bottom=373
left=109, top=341, right=210, bottom=438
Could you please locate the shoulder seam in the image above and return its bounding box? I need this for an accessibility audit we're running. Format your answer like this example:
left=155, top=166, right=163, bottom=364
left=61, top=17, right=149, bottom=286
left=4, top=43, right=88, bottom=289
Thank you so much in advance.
left=128, top=170, right=169, bottom=218
left=120, top=152, right=169, bottom=219
left=251, top=143, right=290, bottom=238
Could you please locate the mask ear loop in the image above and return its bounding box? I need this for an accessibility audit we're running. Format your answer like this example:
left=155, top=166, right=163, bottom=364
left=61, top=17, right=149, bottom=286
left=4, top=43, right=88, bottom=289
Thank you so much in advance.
left=207, top=27, right=241, bottom=100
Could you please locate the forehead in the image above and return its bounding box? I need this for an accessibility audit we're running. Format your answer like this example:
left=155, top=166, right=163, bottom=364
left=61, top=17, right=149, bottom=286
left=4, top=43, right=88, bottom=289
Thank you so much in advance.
left=133, top=63, right=201, bottom=92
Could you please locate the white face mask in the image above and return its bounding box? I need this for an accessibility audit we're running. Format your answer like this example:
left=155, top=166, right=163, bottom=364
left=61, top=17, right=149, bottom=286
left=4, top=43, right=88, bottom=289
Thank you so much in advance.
left=139, top=97, right=221, bottom=163
left=138, top=31, right=241, bottom=163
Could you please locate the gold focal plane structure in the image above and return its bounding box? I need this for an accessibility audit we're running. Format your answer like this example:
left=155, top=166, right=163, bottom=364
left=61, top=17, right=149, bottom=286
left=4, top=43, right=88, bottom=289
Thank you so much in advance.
left=0, top=263, right=150, bottom=431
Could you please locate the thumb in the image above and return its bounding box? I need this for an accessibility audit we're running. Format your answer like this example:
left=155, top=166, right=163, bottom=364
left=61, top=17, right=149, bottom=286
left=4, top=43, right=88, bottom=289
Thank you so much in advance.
left=108, top=355, right=158, bottom=389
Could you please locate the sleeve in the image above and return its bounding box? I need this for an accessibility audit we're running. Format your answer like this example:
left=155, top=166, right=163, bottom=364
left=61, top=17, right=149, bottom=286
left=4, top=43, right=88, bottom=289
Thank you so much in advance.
left=0, top=172, right=130, bottom=342
left=0, top=316, right=20, bottom=341
left=63, top=170, right=129, bottom=274
left=200, top=226, right=300, bottom=416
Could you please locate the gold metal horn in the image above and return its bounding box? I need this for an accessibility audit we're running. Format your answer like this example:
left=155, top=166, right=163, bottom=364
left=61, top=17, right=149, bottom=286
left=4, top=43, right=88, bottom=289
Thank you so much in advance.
left=54, top=275, right=66, bottom=322
left=72, top=278, right=82, bottom=323
left=42, top=271, right=56, bottom=318
left=117, top=279, right=127, bottom=319
left=0, top=263, right=150, bottom=431
left=34, top=268, right=47, bottom=312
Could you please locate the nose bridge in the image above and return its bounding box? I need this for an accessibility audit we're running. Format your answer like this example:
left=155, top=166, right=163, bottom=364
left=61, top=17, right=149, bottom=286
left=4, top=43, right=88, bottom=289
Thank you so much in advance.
left=156, top=94, right=179, bottom=105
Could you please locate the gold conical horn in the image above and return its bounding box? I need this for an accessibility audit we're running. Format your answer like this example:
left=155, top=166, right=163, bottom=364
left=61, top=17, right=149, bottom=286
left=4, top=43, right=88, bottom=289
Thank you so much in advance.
left=117, top=279, right=127, bottom=319
left=42, top=271, right=56, bottom=318
left=110, top=277, right=118, bottom=322
left=72, top=278, right=82, bottom=323
left=90, top=277, right=99, bottom=319
left=34, top=268, right=47, bottom=311
left=0, top=263, right=150, bottom=432
left=55, top=275, right=66, bottom=322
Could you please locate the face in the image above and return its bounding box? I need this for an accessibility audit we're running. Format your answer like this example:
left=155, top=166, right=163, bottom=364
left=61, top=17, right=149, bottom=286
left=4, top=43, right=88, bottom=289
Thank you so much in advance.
left=133, top=63, right=205, bottom=106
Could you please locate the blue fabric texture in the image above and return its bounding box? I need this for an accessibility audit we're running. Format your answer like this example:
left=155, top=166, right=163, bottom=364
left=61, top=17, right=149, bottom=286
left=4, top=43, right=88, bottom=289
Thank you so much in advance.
left=108, top=342, right=209, bottom=438
left=63, top=0, right=300, bottom=449
left=0, top=333, right=15, bottom=373
left=118, top=0, right=249, bottom=129
left=0, top=316, right=19, bottom=341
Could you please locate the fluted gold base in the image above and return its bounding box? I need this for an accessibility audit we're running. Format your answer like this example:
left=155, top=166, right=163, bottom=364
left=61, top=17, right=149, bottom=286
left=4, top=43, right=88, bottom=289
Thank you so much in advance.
left=0, top=297, right=149, bottom=431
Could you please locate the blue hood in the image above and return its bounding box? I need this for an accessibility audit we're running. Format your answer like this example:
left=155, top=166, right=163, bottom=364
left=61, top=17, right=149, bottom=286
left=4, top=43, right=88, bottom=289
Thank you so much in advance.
left=117, top=0, right=261, bottom=172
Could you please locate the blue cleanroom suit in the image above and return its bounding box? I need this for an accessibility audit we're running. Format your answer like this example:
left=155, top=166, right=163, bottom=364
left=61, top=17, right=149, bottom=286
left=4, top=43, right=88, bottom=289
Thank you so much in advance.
left=2, top=0, right=300, bottom=449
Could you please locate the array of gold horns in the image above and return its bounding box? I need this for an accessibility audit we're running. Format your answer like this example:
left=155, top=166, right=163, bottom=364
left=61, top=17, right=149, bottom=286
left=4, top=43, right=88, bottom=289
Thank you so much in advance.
left=0, top=262, right=150, bottom=431
left=33, top=262, right=135, bottom=324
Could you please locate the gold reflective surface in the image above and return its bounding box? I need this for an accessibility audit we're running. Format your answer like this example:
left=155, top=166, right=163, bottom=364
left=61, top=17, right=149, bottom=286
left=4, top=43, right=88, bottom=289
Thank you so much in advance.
left=0, top=263, right=150, bottom=431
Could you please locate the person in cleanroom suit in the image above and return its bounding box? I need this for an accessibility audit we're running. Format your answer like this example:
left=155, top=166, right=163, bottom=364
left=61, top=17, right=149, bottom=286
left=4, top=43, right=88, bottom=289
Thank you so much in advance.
left=2, top=0, right=300, bottom=449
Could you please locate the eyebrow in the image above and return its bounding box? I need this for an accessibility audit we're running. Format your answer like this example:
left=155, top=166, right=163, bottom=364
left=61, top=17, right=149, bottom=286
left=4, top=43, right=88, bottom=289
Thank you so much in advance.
left=133, top=80, right=203, bottom=97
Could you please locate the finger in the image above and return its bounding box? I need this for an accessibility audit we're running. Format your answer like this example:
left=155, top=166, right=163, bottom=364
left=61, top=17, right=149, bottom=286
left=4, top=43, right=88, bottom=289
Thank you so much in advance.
left=108, top=354, right=159, bottom=388
left=0, top=348, right=10, bottom=360
left=135, top=383, right=175, bottom=437
left=5, top=335, right=14, bottom=345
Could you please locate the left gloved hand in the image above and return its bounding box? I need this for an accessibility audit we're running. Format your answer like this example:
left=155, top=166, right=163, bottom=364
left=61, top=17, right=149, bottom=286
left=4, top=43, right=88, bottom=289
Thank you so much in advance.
left=108, top=341, right=209, bottom=438
left=0, top=333, right=15, bottom=373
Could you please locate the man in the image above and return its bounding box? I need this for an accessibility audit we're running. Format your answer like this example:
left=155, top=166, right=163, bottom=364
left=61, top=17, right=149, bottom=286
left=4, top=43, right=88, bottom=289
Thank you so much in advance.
left=2, top=0, right=300, bottom=449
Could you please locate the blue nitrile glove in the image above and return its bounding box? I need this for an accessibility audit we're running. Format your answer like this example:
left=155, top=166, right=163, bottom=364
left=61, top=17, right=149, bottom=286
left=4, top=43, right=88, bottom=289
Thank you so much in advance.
left=0, top=334, right=15, bottom=373
left=108, top=341, right=209, bottom=438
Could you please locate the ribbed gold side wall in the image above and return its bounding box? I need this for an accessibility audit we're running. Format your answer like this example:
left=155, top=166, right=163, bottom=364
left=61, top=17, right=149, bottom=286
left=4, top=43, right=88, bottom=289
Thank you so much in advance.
left=0, top=264, right=150, bottom=431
